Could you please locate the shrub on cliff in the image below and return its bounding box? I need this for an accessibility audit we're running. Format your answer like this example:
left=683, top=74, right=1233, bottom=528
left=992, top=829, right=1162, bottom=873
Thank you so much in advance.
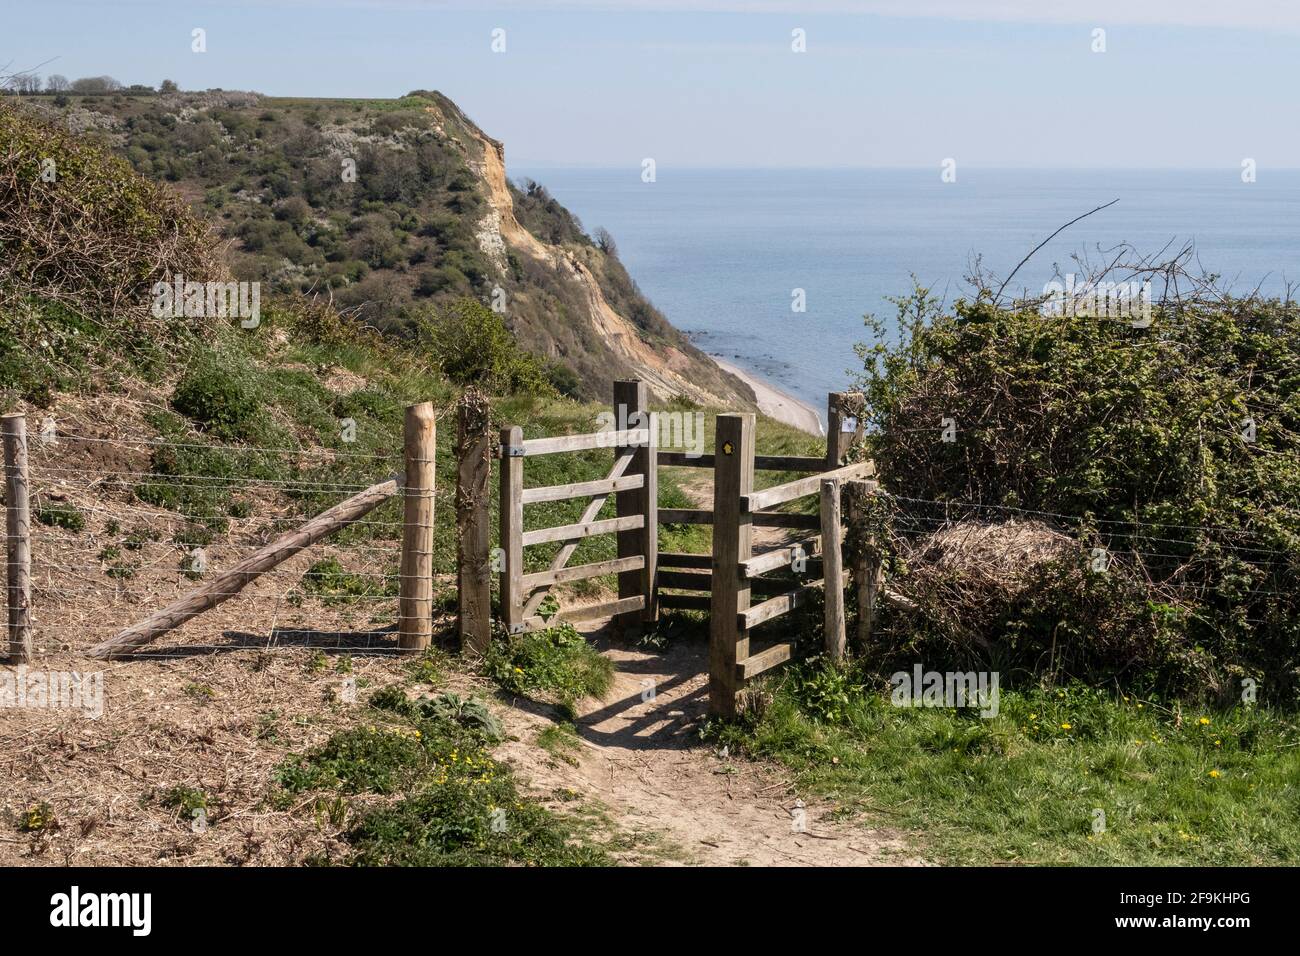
left=171, top=347, right=270, bottom=442
left=858, top=285, right=1300, bottom=701
left=418, top=297, right=555, bottom=397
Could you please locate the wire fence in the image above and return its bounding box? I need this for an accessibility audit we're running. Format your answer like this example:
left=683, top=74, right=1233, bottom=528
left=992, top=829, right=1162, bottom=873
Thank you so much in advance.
left=876, top=490, right=1300, bottom=605
left=7, top=405, right=1298, bottom=663
left=6, top=421, right=458, bottom=660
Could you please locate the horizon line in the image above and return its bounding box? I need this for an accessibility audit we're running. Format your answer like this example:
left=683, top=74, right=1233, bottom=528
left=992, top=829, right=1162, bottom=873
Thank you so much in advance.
left=507, top=162, right=1300, bottom=172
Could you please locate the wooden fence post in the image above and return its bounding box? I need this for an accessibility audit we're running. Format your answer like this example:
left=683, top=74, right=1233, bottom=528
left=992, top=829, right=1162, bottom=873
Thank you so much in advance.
left=499, top=425, right=524, bottom=632
left=845, top=478, right=882, bottom=651
left=821, top=477, right=846, bottom=661
left=826, top=391, right=865, bottom=468
left=456, top=391, right=492, bottom=656
left=614, top=380, right=657, bottom=628
left=709, top=413, right=754, bottom=717
left=399, top=402, right=435, bottom=652
left=3, top=413, right=31, bottom=663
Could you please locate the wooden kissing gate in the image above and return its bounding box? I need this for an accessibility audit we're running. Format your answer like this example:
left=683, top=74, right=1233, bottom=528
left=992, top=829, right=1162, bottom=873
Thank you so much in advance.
left=460, top=380, right=879, bottom=717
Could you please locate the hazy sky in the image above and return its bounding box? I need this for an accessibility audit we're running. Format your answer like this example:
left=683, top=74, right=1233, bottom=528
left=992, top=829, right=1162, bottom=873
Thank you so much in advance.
left=6, top=0, right=1298, bottom=168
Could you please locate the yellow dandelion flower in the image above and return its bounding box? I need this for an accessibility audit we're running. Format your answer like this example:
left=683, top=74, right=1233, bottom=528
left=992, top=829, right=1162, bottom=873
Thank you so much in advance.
left=1208, top=769, right=1221, bottom=778
left=1198, top=717, right=1211, bottom=726
left=1061, top=723, right=1072, bottom=730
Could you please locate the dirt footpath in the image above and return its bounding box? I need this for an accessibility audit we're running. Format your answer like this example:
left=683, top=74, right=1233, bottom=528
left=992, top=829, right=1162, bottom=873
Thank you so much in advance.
left=497, top=632, right=925, bottom=866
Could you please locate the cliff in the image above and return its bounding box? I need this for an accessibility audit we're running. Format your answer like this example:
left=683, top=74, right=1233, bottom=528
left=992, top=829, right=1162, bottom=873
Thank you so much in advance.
left=18, top=88, right=754, bottom=408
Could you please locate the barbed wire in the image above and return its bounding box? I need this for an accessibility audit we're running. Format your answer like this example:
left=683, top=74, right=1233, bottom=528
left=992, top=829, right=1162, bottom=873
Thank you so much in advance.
left=887, top=510, right=1297, bottom=560
left=31, top=466, right=393, bottom=493
left=40, top=430, right=402, bottom=461
left=882, top=491, right=1300, bottom=542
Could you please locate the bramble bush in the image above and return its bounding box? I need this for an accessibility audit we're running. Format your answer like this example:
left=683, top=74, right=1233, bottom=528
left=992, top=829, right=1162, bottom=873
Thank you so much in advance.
left=857, top=286, right=1300, bottom=701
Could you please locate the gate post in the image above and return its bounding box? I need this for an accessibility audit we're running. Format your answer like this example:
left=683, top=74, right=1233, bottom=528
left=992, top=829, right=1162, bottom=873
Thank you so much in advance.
left=821, top=477, right=846, bottom=661
left=456, top=390, right=492, bottom=656
left=826, top=391, right=865, bottom=468
left=709, top=413, right=754, bottom=717
left=845, top=478, right=882, bottom=651
left=614, top=380, right=657, bottom=628
left=499, top=425, right=524, bottom=632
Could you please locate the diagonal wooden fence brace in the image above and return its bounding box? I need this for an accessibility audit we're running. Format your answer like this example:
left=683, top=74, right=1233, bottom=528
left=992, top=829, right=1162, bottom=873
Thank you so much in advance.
left=87, top=473, right=404, bottom=660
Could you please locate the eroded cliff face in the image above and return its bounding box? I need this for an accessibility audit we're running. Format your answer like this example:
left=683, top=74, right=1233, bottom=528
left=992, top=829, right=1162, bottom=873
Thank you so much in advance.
left=430, top=94, right=754, bottom=409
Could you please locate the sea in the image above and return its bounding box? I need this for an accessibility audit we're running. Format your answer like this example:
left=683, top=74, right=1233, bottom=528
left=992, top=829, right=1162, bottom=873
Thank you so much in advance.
left=508, top=167, right=1300, bottom=417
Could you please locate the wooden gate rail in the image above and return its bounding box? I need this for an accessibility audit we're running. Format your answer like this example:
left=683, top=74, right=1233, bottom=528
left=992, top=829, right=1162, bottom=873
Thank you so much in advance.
left=659, top=508, right=819, bottom=529
left=520, top=428, right=649, bottom=457
left=657, top=451, right=828, bottom=471
left=522, top=554, right=644, bottom=591
left=660, top=567, right=824, bottom=596
left=522, top=474, right=643, bottom=504
left=521, top=513, right=643, bottom=547
left=741, top=536, right=823, bottom=577
left=740, top=459, right=876, bottom=512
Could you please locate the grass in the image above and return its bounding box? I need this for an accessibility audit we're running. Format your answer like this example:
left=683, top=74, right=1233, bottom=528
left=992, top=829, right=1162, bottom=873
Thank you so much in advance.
left=485, top=622, right=614, bottom=716
left=711, top=663, right=1300, bottom=865
left=159, top=785, right=209, bottom=817
left=17, top=802, right=55, bottom=833
left=299, top=556, right=397, bottom=605
left=537, top=722, right=583, bottom=766
left=274, top=689, right=611, bottom=866
left=404, top=648, right=449, bottom=685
